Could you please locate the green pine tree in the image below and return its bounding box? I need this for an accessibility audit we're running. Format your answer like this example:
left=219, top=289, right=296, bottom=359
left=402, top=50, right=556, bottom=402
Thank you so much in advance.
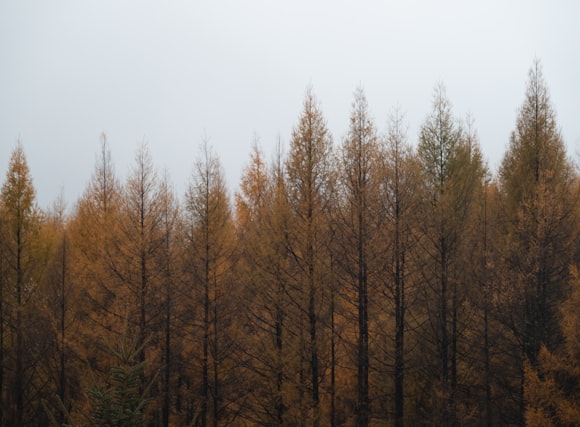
left=51, top=336, right=155, bottom=427
left=84, top=338, right=153, bottom=427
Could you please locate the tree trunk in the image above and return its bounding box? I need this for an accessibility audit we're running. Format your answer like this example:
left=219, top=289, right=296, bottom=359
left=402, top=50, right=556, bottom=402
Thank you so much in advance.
left=484, top=302, right=492, bottom=427
left=201, top=242, right=209, bottom=427
left=162, top=274, right=171, bottom=427
left=275, top=298, right=284, bottom=425
left=59, top=236, right=67, bottom=425
left=394, top=247, right=405, bottom=427
left=330, top=285, right=336, bottom=427
left=16, top=225, right=23, bottom=427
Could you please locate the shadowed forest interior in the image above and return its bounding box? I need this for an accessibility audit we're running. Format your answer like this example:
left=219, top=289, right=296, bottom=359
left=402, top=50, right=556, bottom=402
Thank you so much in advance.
left=1, top=60, right=579, bottom=426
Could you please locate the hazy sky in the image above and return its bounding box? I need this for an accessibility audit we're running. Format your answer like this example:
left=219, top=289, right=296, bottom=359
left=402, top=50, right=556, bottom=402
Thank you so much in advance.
left=1, top=1, right=579, bottom=209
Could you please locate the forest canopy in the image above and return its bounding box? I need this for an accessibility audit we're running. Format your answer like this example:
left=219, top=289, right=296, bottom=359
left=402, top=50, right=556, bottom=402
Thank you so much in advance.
left=0, top=60, right=579, bottom=427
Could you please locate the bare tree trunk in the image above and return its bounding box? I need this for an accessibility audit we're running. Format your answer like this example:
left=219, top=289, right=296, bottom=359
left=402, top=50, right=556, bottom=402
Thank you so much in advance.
left=451, top=279, right=458, bottom=426
left=213, top=288, right=219, bottom=427
left=356, top=190, right=369, bottom=427
left=162, top=270, right=171, bottom=427
left=330, top=285, right=336, bottom=427
left=308, top=265, right=319, bottom=427
left=59, top=236, right=67, bottom=425
left=16, top=226, right=23, bottom=427
left=357, top=240, right=369, bottom=427
left=275, top=296, right=284, bottom=425
left=440, top=239, right=448, bottom=387
left=484, top=302, right=492, bottom=427
left=201, top=242, right=209, bottom=427
left=394, top=241, right=405, bottom=427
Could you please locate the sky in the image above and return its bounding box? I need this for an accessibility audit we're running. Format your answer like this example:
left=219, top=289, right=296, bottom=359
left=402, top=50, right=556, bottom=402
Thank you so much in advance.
left=1, top=1, right=579, bottom=209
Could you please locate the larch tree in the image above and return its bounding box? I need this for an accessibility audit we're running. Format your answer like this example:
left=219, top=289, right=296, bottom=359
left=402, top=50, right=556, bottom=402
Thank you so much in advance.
left=0, top=143, right=44, bottom=427
left=235, top=141, right=294, bottom=426
left=380, top=107, right=419, bottom=427
left=498, top=60, right=577, bottom=426
left=103, top=141, right=175, bottom=426
left=157, top=171, right=181, bottom=427
left=41, top=193, right=83, bottom=425
left=466, top=171, right=503, bottom=427
left=65, top=135, right=127, bottom=425
left=415, top=84, right=484, bottom=425
left=334, top=87, right=382, bottom=427
left=524, top=265, right=580, bottom=427
left=70, top=135, right=122, bottom=346
left=285, top=87, right=334, bottom=427
left=115, top=143, right=165, bottom=366
left=184, top=141, right=236, bottom=427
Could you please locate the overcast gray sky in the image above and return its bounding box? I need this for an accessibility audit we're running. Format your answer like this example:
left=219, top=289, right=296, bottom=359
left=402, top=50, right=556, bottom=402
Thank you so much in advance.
left=1, top=0, right=579, bottom=209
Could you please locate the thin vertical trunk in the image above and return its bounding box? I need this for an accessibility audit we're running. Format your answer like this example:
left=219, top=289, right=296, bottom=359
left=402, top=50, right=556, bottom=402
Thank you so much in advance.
left=439, top=235, right=451, bottom=426
left=162, top=266, right=171, bottom=427
left=275, top=291, right=284, bottom=425
left=306, top=156, right=319, bottom=427
left=299, top=315, right=306, bottom=427
left=440, top=238, right=448, bottom=386
left=59, top=236, right=67, bottom=425
left=482, top=185, right=492, bottom=427
left=16, top=220, right=23, bottom=427
left=330, top=286, right=336, bottom=427
left=139, top=184, right=147, bottom=366
left=212, top=280, right=219, bottom=427
left=308, top=257, right=319, bottom=427
left=140, top=251, right=146, bottom=360
left=392, top=133, right=405, bottom=427
left=518, top=348, right=525, bottom=427
left=394, top=206, right=405, bottom=427
left=357, top=213, right=369, bottom=427
left=201, top=171, right=211, bottom=427
left=201, top=239, right=209, bottom=427
left=451, top=279, right=457, bottom=426
left=483, top=303, right=492, bottom=427
left=356, top=141, right=369, bottom=427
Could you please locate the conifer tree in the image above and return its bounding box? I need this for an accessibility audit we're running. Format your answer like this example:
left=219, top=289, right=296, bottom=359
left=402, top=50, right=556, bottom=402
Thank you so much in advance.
left=498, top=59, right=577, bottom=426
left=70, top=135, right=122, bottom=345
left=380, top=108, right=419, bottom=427
left=0, top=142, right=44, bottom=426
left=416, top=84, right=483, bottom=425
left=235, top=142, right=295, bottom=425
left=524, top=266, right=580, bottom=427
left=335, top=87, right=381, bottom=427
left=185, top=141, right=235, bottom=427
left=116, top=143, right=165, bottom=369
left=285, top=87, right=334, bottom=427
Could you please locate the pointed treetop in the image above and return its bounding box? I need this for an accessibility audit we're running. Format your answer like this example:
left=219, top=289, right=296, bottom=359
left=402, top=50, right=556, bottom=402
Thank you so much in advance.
left=499, top=58, right=570, bottom=207
left=1, top=141, right=36, bottom=216
left=418, top=82, right=462, bottom=193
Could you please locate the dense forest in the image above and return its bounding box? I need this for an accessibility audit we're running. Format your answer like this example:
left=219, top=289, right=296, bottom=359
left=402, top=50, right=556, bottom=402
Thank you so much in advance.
left=1, top=61, right=579, bottom=427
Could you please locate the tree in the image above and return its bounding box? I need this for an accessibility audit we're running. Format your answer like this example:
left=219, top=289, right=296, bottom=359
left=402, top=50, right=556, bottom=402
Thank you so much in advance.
left=41, top=193, right=85, bottom=425
left=415, top=84, right=483, bottom=425
left=184, top=141, right=236, bottom=427
left=116, top=143, right=165, bottom=368
left=285, top=87, right=334, bottom=427
left=157, top=172, right=181, bottom=427
left=498, top=59, right=577, bottom=426
left=70, top=135, right=122, bottom=344
left=380, top=107, right=419, bottom=427
left=334, top=87, right=381, bottom=427
left=0, top=142, right=44, bottom=426
left=235, top=141, right=294, bottom=426
left=54, top=335, right=155, bottom=427
left=524, top=266, right=580, bottom=427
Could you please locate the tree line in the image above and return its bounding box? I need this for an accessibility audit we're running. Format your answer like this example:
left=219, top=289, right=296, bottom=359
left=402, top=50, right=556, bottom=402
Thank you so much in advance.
left=1, top=60, right=579, bottom=426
